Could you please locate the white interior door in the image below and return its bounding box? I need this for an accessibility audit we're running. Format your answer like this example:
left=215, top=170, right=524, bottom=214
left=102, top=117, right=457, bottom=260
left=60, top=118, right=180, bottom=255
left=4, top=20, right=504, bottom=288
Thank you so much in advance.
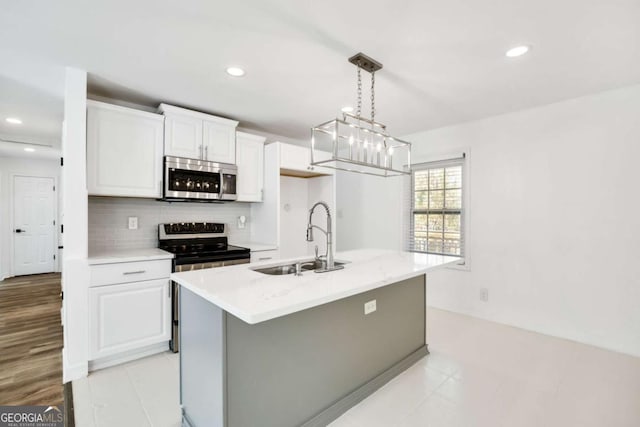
left=13, top=176, right=56, bottom=276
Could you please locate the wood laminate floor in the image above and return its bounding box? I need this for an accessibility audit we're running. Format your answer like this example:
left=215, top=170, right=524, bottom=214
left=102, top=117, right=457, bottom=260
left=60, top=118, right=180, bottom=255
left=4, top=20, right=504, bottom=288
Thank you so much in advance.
left=0, top=273, right=63, bottom=406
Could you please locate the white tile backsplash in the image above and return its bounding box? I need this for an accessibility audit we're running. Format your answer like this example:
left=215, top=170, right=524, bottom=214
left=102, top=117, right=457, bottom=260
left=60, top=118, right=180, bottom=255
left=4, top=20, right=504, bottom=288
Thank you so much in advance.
left=89, top=197, right=252, bottom=253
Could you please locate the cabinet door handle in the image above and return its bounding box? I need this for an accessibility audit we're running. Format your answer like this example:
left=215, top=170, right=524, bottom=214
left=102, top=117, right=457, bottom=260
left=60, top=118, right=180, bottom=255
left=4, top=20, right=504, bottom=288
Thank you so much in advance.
left=200, top=144, right=203, bottom=159
left=205, top=145, right=208, bottom=160
left=123, top=270, right=146, bottom=275
left=258, top=257, right=272, bottom=261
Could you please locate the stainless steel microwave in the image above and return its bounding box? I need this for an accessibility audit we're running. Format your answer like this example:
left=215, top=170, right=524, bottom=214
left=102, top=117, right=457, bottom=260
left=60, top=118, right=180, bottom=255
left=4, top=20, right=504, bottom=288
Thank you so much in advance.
left=163, top=156, right=237, bottom=201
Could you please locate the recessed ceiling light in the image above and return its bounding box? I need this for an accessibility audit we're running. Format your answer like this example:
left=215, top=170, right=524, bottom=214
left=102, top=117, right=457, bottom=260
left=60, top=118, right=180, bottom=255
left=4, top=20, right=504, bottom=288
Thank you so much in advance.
left=6, top=117, right=22, bottom=124
left=505, top=45, right=530, bottom=58
left=341, top=106, right=354, bottom=113
left=24, top=147, right=35, bottom=152
left=226, top=67, right=245, bottom=77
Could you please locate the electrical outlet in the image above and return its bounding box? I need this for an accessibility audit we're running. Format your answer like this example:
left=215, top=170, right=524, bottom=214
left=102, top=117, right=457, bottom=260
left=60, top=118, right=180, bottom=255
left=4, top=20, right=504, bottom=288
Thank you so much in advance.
left=364, top=300, right=377, bottom=315
left=128, top=216, right=138, bottom=230
left=480, top=288, right=489, bottom=302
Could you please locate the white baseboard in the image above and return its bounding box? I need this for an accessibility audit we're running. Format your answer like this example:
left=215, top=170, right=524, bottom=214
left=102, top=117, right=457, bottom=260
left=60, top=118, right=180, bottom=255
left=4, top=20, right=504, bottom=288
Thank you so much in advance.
left=89, top=342, right=169, bottom=372
left=63, top=348, right=88, bottom=383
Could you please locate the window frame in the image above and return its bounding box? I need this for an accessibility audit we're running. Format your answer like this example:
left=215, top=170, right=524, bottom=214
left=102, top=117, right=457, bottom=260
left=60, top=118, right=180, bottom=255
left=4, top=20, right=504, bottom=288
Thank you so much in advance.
left=408, top=152, right=469, bottom=270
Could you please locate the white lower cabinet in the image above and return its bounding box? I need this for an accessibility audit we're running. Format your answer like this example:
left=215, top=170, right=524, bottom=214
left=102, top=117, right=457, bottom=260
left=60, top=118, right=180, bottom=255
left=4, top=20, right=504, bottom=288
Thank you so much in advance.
left=90, top=279, right=170, bottom=361
left=88, top=257, right=172, bottom=366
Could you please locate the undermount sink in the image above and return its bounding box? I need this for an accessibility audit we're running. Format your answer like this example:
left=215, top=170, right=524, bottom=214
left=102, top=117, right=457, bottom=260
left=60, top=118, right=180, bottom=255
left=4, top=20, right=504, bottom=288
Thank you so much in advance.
left=252, top=260, right=347, bottom=275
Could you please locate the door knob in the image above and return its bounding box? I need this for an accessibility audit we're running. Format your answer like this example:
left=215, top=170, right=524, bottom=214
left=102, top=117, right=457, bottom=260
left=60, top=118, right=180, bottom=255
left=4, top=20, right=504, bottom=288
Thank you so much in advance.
left=15, top=229, right=25, bottom=233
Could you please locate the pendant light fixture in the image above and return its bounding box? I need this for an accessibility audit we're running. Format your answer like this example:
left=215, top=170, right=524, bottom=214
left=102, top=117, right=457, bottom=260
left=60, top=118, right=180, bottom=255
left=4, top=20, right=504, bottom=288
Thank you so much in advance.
left=310, top=52, right=411, bottom=177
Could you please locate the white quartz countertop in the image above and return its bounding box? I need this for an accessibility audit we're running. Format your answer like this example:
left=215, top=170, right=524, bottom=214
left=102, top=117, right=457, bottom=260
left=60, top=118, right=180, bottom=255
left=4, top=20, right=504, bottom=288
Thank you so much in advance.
left=171, top=248, right=461, bottom=324
left=87, top=248, right=174, bottom=265
left=229, top=242, right=278, bottom=252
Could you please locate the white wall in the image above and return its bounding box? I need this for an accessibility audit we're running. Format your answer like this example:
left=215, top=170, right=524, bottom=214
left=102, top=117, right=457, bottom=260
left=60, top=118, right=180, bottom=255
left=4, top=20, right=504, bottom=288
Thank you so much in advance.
left=0, top=156, right=61, bottom=280
left=337, top=84, right=640, bottom=357
left=336, top=170, right=404, bottom=252
left=279, top=174, right=336, bottom=259
left=280, top=176, right=310, bottom=258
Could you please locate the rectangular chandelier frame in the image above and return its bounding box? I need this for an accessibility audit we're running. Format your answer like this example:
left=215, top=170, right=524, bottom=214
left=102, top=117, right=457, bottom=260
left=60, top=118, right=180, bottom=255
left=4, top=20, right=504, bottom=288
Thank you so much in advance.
left=311, top=113, right=411, bottom=177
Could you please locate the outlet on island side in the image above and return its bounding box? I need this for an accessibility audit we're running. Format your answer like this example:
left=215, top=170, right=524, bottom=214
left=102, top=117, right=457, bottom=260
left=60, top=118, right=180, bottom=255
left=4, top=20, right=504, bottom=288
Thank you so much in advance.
left=480, top=288, right=489, bottom=302
left=364, top=300, right=377, bottom=315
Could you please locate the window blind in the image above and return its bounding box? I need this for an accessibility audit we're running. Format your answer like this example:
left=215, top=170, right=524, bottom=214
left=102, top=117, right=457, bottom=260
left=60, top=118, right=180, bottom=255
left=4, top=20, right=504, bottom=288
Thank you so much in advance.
left=408, top=156, right=465, bottom=257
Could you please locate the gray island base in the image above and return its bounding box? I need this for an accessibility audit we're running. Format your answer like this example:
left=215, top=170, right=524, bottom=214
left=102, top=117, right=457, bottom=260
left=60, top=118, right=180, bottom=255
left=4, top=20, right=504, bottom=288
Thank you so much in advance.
left=180, top=275, right=427, bottom=427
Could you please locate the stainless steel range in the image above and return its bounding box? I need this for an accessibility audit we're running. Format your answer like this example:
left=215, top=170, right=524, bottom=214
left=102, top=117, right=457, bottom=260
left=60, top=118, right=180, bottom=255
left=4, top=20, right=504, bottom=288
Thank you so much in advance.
left=158, top=222, right=250, bottom=352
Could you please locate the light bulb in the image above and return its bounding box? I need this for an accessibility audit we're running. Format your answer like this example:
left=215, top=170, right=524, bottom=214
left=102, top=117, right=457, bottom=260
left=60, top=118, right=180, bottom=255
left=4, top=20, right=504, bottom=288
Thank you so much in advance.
left=388, top=146, right=394, bottom=154
left=505, top=45, right=530, bottom=58
left=226, top=67, right=245, bottom=77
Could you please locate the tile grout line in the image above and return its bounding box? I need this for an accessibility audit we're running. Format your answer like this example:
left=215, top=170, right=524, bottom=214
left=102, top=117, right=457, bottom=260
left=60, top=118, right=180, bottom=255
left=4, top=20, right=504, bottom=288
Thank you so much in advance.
left=123, top=365, right=155, bottom=426
left=84, top=377, right=100, bottom=427
left=392, top=367, right=456, bottom=427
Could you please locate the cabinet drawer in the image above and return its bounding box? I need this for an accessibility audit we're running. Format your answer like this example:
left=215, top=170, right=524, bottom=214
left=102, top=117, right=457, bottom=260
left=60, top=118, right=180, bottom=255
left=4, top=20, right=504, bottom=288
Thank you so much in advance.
left=90, top=259, right=171, bottom=287
left=250, top=249, right=280, bottom=263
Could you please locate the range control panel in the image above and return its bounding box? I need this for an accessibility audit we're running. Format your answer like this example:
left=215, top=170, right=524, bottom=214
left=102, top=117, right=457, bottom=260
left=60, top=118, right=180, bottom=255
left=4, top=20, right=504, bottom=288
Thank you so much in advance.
left=163, top=222, right=225, bottom=235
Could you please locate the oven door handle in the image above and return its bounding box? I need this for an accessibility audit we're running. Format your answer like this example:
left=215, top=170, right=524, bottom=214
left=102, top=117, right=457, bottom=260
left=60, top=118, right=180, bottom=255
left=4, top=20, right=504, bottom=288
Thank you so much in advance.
left=219, top=171, right=224, bottom=199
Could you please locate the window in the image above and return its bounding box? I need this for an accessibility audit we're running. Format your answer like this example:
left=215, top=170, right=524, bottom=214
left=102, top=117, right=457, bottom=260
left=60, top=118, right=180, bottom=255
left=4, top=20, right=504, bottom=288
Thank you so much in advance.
left=410, top=158, right=465, bottom=256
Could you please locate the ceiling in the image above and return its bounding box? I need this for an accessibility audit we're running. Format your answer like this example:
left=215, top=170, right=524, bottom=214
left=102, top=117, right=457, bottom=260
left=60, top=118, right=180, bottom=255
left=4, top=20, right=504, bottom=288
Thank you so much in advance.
left=0, top=49, right=65, bottom=158
left=1, top=0, right=640, bottom=146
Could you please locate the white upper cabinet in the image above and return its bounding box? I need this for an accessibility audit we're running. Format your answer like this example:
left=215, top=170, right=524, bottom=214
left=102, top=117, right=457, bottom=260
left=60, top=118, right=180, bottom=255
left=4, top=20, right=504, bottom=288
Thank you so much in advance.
left=87, top=100, right=164, bottom=198
left=236, top=132, right=265, bottom=202
left=203, top=118, right=237, bottom=164
left=163, top=113, right=203, bottom=159
left=159, top=104, right=238, bottom=163
left=280, top=143, right=334, bottom=176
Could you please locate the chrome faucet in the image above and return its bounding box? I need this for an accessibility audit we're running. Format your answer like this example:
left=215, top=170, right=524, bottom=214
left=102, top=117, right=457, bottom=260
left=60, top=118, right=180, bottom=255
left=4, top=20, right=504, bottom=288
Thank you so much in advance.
left=306, top=201, right=343, bottom=273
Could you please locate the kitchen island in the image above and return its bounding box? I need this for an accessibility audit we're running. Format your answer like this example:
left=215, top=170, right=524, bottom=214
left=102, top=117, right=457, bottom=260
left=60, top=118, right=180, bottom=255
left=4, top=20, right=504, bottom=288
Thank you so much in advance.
left=171, top=249, right=460, bottom=427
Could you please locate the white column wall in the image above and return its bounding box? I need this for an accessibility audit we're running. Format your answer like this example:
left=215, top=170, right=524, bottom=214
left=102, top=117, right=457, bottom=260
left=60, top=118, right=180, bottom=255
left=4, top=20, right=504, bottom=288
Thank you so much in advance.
left=61, top=67, right=89, bottom=382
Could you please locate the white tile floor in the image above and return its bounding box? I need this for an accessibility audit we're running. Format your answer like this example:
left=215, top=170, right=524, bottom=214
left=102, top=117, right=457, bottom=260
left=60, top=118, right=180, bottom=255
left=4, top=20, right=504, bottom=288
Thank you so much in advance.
left=73, top=308, right=640, bottom=427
